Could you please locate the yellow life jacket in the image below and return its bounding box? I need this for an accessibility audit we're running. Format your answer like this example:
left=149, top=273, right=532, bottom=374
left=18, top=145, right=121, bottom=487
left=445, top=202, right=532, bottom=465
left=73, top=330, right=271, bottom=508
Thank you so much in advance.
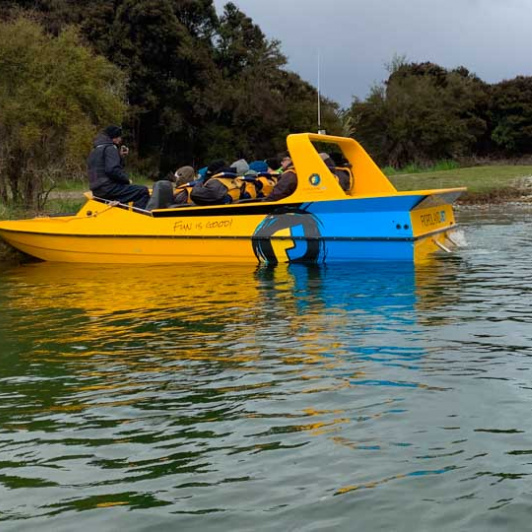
left=239, top=173, right=278, bottom=199
left=255, top=174, right=277, bottom=197
left=210, top=173, right=243, bottom=202
left=174, top=184, right=195, bottom=204
left=240, top=179, right=259, bottom=200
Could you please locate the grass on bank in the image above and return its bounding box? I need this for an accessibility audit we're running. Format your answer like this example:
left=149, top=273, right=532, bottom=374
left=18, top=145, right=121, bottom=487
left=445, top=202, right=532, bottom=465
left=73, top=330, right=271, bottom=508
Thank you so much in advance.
left=53, top=172, right=151, bottom=191
left=383, top=159, right=461, bottom=175
left=0, top=198, right=86, bottom=220
left=386, top=164, right=532, bottom=201
left=0, top=172, right=151, bottom=219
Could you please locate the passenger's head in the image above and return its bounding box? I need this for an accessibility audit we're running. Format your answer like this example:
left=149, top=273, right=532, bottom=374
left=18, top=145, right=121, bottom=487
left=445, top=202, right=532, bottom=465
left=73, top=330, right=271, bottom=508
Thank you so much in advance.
left=230, top=159, right=249, bottom=176
left=279, top=152, right=292, bottom=171
left=104, top=125, right=123, bottom=145
left=205, top=160, right=227, bottom=181
left=249, top=160, right=268, bottom=173
left=198, top=166, right=208, bottom=182
left=265, top=157, right=281, bottom=172
left=174, top=166, right=195, bottom=186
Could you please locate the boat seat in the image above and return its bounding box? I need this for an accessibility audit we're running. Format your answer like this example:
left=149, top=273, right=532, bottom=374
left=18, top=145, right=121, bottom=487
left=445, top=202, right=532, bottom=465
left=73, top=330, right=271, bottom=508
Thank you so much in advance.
left=146, top=180, right=175, bottom=211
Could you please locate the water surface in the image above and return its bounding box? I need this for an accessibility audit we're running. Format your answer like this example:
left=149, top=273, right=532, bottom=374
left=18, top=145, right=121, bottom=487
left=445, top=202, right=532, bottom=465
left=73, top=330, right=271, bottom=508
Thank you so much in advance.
left=1, top=206, right=532, bottom=531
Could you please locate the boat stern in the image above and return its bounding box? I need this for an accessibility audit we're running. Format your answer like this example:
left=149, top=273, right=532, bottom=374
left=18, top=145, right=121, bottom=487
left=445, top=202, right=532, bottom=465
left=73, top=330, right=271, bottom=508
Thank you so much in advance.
left=408, top=188, right=465, bottom=260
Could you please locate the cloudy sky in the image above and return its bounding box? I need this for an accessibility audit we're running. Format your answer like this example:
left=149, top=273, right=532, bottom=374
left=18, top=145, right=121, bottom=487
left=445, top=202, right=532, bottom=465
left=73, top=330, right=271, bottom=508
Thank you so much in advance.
left=213, top=0, right=532, bottom=108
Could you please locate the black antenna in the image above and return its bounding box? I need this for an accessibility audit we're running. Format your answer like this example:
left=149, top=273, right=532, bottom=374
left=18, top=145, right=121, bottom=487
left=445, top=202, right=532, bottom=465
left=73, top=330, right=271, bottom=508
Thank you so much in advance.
left=318, top=51, right=326, bottom=135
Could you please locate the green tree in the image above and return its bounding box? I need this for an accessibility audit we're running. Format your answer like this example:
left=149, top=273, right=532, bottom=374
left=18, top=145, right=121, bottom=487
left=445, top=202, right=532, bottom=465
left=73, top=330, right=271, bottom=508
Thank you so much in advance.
left=5, top=0, right=343, bottom=170
left=197, top=2, right=342, bottom=162
left=351, top=60, right=489, bottom=166
left=489, top=76, right=532, bottom=154
left=4, top=0, right=219, bottom=170
left=194, top=2, right=290, bottom=160
left=0, top=17, right=126, bottom=206
left=101, top=0, right=220, bottom=171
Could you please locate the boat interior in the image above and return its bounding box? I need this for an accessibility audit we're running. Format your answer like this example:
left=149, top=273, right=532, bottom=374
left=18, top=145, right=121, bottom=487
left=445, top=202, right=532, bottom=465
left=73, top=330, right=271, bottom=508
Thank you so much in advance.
left=87, top=132, right=464, bottom=218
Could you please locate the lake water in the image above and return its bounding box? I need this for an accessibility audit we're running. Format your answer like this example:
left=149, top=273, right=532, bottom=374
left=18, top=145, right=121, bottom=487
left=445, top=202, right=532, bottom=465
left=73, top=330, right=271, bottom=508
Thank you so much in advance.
left=1, top=206, right=532, bottom=531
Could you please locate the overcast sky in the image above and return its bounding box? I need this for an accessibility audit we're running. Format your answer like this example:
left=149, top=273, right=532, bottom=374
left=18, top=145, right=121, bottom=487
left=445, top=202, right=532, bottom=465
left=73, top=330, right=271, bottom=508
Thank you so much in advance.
left=213, top=0, right=532, bottom=108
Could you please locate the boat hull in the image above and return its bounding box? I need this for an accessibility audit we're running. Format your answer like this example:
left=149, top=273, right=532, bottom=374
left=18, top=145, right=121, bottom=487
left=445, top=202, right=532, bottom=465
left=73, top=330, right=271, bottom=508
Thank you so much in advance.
left=0, top=227, right=457, bottom=263
left=0, top=193, right=461, bottom=264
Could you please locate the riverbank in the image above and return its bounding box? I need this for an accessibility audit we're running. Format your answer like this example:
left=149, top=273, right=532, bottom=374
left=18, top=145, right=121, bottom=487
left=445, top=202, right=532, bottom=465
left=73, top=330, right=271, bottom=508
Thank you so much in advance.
left=0, top=240, right=24, bottom=264
left=389, top=163, right=532, bottom=200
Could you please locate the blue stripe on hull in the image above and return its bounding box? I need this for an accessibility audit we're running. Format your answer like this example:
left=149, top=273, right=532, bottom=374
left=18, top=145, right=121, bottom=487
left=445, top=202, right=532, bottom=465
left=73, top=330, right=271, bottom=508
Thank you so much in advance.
left=304, top=196, right=423, bottom=240
left=322, top=239, right=414, bottom=262
left=306, top=194, right=424, bottom=215
left=252, top=196, right=433, bottom=263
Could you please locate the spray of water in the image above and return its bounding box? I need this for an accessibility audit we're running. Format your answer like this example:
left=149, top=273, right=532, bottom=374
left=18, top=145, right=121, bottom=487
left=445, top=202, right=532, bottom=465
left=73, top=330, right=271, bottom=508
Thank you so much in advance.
left=446, top=229, right=468, bottom=248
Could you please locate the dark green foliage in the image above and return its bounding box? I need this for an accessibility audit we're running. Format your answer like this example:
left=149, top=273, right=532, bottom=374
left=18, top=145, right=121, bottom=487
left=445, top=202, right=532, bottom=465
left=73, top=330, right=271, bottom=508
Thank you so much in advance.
left=351, top=58, right=532, bottom=166
left=110, top=0, right=204, bottom=158
left=0, top=17, right=126, bottom=206
left=489, top=76, right=532, bottom=154
left=215, top=1, right=281, bottom=79
left=4, top=0, right=339, bottom=176
left=8, top=0, right=532, bottom=177
left=198, top=4, right=341, bottom=162
left=351, top=61, right=490, bottom=167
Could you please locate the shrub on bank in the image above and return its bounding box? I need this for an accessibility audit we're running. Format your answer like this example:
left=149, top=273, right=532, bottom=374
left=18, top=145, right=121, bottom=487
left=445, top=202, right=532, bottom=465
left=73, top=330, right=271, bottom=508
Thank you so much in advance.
left=0, top=17, right=127, bottom=208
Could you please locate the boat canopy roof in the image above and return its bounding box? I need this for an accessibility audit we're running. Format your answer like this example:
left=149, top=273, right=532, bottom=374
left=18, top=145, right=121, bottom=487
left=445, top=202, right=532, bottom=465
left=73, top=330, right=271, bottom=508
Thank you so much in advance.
left=285, top=132, right=465, bottom=204
left=285, top=132, right=397, bottom=203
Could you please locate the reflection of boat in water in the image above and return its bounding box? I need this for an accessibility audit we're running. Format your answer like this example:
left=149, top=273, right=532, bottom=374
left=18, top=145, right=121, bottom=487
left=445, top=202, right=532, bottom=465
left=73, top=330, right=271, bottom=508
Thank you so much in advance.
left=0, top=258, right=462, bottom=416
left=0, top=133, right=465, bottom=264
left=3, top=258, right=458, bottom=329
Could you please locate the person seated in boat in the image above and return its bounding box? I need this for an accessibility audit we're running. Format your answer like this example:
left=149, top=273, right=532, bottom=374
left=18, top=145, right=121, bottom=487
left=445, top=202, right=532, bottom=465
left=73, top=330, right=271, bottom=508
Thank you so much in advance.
left=244, top=160, right=277, bottom=198
left=249, top=160, right=268, bottom=174
left=230, top=159, right=249, bottom=176
left=265, top=157, right=282, bottom=175
left=172, top=166, right=197, bottom=204
left=319, top=152, right=351, bottom=193
left=264, top=153, right=297, bottom=201
left=189, top=160, right=238, bottom=205
left=237, top=162, right=274, bottom=200
left=197, top=166, right=208, bottom=182
left=87, top=125, right=150, bottom=209
left=238, top=167, right=259, bottom=201
left=174, top=165, right=196, bottom=185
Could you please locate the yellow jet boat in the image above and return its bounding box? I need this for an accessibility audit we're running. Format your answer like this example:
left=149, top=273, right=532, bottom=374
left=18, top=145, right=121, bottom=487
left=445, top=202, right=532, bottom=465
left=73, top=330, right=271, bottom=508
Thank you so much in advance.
left=0, top=133, right=465, bottom=264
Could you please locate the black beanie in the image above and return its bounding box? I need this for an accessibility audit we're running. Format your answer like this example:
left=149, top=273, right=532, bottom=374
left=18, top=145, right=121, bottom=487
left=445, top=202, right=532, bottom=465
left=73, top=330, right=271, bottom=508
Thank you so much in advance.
left=206, top=159, right=226, bottom=176
left=266, top=157, right=281, bottom=170
left=104, top=125, right=122, bottom=139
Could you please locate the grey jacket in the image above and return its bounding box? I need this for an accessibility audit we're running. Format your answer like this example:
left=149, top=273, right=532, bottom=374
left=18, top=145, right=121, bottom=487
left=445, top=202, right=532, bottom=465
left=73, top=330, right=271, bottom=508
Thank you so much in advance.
left=87, top=133, right=129, bottom=191
left=190, top=178, right=230, bottom=205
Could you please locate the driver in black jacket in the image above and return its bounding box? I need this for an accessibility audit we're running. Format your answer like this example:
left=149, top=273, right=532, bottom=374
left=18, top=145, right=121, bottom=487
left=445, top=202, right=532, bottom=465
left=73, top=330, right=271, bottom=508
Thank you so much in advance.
left=87, top=125, right=149, bottom=209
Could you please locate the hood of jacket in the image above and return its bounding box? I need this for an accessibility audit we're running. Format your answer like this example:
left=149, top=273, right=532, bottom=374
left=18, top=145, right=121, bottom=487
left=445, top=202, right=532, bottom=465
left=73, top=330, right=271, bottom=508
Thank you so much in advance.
left=93, top=133, right=114, bottom=149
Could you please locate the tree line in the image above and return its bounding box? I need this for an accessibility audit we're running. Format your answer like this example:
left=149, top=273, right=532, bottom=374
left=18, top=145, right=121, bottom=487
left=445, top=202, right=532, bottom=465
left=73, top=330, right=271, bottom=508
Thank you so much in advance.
left=350, top=57, right=532, bottom=167
left=1, top=1, right=532, bottom=206
left=0, top=0, right=342, bottom=205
